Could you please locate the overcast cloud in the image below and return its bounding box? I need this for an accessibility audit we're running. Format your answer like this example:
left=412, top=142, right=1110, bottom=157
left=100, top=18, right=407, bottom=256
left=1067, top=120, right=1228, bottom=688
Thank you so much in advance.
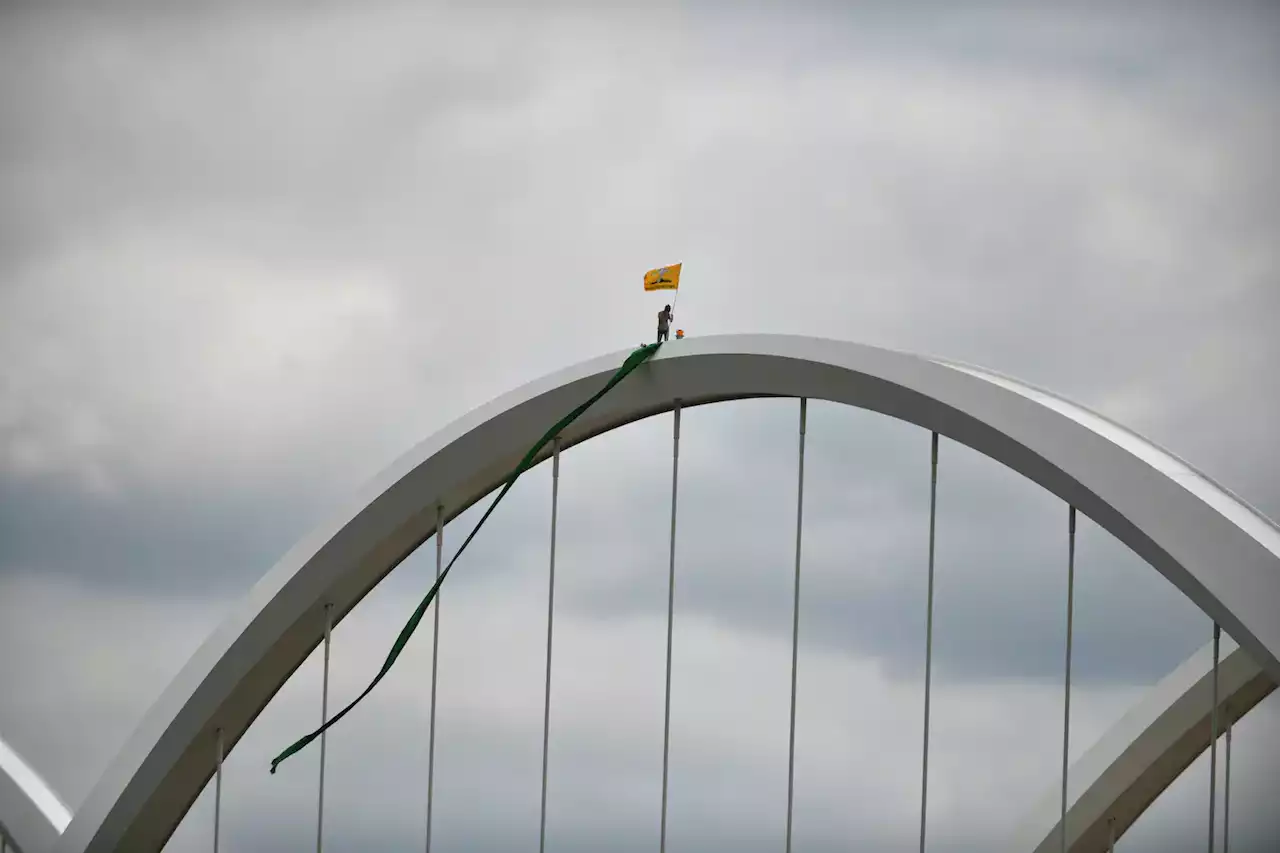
left=1, top=2, right=1278, bottom=852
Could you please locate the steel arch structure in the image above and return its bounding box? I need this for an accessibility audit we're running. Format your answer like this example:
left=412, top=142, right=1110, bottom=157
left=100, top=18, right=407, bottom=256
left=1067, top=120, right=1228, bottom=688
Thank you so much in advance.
left=0, top=734, right=71, bottom=853
left=13, top=333, right=1275, bottom=853
left=1010, top=637, right=1270, bottom=852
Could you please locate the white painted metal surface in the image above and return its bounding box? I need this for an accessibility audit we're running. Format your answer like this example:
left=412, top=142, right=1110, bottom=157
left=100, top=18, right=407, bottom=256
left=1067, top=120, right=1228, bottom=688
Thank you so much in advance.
left=41, top=334, right=1280, bottom=853
left=1008, top=638, right=1271, bottom=852
left=0, top=734, right=71, bottom=853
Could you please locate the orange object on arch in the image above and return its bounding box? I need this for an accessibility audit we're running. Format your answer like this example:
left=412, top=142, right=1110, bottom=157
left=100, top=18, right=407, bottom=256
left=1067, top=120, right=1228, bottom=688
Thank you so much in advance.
left=675, top=329, right=685, bottom=339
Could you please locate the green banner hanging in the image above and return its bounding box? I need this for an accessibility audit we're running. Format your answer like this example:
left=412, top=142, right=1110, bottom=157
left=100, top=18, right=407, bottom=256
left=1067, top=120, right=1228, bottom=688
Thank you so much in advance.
left=270, top=341, right=663, bottom=774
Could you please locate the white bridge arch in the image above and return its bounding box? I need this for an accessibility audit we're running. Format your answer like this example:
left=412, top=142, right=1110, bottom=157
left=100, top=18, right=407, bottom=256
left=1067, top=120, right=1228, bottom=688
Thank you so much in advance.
left=8, top=334, right=1278, bottom=853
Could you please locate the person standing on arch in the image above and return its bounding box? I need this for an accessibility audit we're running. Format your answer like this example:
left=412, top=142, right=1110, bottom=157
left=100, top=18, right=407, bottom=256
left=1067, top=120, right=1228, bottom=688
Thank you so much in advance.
left=643, top=262, right=682, bottom=344
left=657, top=304, right=674, bottom=344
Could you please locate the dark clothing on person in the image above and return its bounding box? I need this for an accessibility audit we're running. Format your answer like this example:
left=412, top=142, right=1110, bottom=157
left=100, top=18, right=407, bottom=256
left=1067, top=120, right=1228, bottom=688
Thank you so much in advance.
left=657, top=307, right=673, bottom=344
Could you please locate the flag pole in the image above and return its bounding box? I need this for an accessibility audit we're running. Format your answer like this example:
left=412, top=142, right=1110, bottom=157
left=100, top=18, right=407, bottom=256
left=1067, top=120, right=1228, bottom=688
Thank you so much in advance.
left=644, top=263, right=682, bottom=331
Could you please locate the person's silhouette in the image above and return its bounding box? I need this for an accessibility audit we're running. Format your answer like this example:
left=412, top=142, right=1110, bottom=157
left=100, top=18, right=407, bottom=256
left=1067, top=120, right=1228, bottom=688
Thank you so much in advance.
left=657, top=304, right=673, bottom=343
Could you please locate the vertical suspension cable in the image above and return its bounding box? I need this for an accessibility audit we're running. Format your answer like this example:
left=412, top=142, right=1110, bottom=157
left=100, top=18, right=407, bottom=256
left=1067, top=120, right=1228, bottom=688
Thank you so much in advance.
left=659, top=401, right=681, bottom=853
left=425, top=505, right=443, bottom=853
left=214, top=727, right=224, bottom=853
left=539, top=439, right=561, bottom=853
left=316, top=603, right=333, bottom=853
left=1209, top=622, right=1221, bottom=853
left=784, top=398, right=807, bottom=853
left=1060, top=506, right=1077, bottom=853
left=1224, top=703, right=1232, bottom=853
left=919, top=431, right=939, bottom=853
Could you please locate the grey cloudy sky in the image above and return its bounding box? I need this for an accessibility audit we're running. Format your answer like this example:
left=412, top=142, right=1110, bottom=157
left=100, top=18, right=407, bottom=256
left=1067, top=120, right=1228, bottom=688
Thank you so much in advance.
left=1, top=2, right=1278, bottom=851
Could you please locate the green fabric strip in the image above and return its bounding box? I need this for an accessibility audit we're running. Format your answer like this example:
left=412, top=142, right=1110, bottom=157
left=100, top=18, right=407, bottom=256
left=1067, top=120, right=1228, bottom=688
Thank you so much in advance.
left=270, top=342, right=662, bottom=774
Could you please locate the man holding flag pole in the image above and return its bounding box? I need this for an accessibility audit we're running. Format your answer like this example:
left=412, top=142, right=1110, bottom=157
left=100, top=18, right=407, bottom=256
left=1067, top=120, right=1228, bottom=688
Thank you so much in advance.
left=644, top=262, right=682, bottom=343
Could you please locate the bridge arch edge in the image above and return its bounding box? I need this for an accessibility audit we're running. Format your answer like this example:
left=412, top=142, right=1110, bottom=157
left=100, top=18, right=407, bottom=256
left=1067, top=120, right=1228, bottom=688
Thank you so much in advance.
left=52, top=333, right=1280, bottom=853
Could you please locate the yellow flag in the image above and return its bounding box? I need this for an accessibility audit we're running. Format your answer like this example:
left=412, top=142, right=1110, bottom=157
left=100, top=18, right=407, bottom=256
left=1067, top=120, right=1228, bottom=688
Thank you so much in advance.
left=643, top=263, right=681, bottom=292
